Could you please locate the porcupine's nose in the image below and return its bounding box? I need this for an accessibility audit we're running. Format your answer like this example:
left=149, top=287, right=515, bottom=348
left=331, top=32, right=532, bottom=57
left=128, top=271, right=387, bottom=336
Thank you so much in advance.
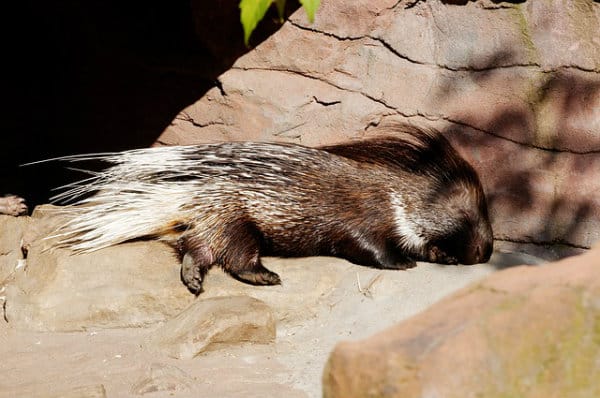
left=459, top=237, right=493, bottom=265
left=482, top=240, right=493, bottom=262
left=473, top=240, right=493, bottom=264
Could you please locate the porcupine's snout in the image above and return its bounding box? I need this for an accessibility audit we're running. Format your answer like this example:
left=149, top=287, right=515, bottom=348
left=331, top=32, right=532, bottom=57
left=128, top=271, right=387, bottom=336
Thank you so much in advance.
left=461, top=233, right=493, bottom=265
left=422, top=196, right=494, bottom=266
left=456, top=214, right=494, bottom=265
left=426, top=229, right=493, bottom=266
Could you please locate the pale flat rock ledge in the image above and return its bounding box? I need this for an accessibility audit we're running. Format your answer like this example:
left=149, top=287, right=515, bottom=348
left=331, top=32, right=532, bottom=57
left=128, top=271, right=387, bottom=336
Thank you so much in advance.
left=323, top=245, right=600, bottom=398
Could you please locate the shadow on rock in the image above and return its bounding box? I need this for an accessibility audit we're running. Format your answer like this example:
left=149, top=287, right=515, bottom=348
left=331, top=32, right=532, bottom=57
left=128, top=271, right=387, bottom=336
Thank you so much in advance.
left=435, top=47, right=599, bottom=262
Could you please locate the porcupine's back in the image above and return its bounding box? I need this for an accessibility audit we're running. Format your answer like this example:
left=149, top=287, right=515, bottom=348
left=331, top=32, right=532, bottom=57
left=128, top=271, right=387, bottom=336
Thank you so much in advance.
left=49, top=142, right=377, bottom=253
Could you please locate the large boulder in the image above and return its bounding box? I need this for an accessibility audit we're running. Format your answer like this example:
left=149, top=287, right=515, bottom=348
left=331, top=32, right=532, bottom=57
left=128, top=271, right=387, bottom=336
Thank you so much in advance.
left=323, top=245, right=600, bottom=398
left=156, top=0, right=600, bottom=256
left=3, top=239, right=194, bottom=331
left=3, top=206, right=194, bottom=331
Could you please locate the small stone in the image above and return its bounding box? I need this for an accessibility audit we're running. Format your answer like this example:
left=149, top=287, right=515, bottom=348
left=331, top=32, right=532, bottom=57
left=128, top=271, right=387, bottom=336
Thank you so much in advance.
left=145, top=295, right=275, bottom=359
left=131, top=363, right=192, bottom=395
left=48, top=384, right=106, bottom=398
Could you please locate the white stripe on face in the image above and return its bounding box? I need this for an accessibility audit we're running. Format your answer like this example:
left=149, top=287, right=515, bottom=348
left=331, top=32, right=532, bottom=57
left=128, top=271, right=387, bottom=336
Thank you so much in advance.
left=389, top=193, right=426, bottom=252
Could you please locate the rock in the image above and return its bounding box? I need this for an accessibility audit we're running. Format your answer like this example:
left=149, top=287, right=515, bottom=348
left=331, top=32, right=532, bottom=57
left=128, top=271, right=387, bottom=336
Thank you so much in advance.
left=20, top=204, right=67, bottom=252
left=0, top=195, right=27, bottom=216
left=156, top=0, right=600, bottom=253
left=0, top=215, right=29, bottom=284
left=3, top=206, right=194, bottom=331
left=48, top=385, right=106, bottom=398
left=0, top=245, right=538, bottom=398
left=145, top=295, right=275, bottom=359
left=130, top=363, right=192, bottom=395
left=200, top=256, right=352, bottom=323
left=323, top=246, right=600, bottom=398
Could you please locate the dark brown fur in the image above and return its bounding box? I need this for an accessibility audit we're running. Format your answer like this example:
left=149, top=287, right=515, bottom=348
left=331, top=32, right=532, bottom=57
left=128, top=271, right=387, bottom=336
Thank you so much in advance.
left=174, top=125, right=493, bottom=294
left=320, top=125, right=493, bottom=266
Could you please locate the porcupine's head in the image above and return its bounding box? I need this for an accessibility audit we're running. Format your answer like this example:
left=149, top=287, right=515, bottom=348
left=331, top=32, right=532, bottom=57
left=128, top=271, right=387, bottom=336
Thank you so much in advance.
left=325, top=124, right=493, bottom=266
left=395, top=172, right=494, bottom=266
left=386, top=127, right=493, bottom=265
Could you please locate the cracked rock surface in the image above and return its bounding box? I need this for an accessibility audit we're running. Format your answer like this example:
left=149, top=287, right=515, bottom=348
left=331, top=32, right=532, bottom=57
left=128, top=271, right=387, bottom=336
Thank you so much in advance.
left=158, top=0, right=600, bottom=254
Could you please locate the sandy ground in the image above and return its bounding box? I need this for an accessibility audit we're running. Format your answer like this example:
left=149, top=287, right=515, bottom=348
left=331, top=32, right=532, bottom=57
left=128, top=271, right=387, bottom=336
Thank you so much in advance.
left=0, top=251, right=541, bottom=398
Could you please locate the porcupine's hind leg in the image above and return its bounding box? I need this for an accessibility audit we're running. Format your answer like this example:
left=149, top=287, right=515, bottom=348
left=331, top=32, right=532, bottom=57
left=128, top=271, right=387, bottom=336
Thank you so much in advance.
left=177, top=236, right=215, bottom=295
left=220, top=219, right=281, bottom=286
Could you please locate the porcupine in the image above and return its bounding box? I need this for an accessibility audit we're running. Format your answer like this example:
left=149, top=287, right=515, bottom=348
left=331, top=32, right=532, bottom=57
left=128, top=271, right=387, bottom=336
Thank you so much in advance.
left=48, top=124, right=493, bottom=294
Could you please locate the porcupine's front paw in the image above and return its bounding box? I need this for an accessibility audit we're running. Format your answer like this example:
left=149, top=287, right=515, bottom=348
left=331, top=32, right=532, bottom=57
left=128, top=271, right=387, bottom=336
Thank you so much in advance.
left=181, top=252, right=204, bottom=295
left=427, top=246, right=458, bottom=265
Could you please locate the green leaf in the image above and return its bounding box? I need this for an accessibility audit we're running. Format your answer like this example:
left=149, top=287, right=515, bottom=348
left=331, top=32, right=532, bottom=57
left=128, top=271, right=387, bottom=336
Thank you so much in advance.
left=240, top=0, right=273, bottom=46
left=274, top=0, right=286, bottom=23
left=299, top=0, right=320, bottom=23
